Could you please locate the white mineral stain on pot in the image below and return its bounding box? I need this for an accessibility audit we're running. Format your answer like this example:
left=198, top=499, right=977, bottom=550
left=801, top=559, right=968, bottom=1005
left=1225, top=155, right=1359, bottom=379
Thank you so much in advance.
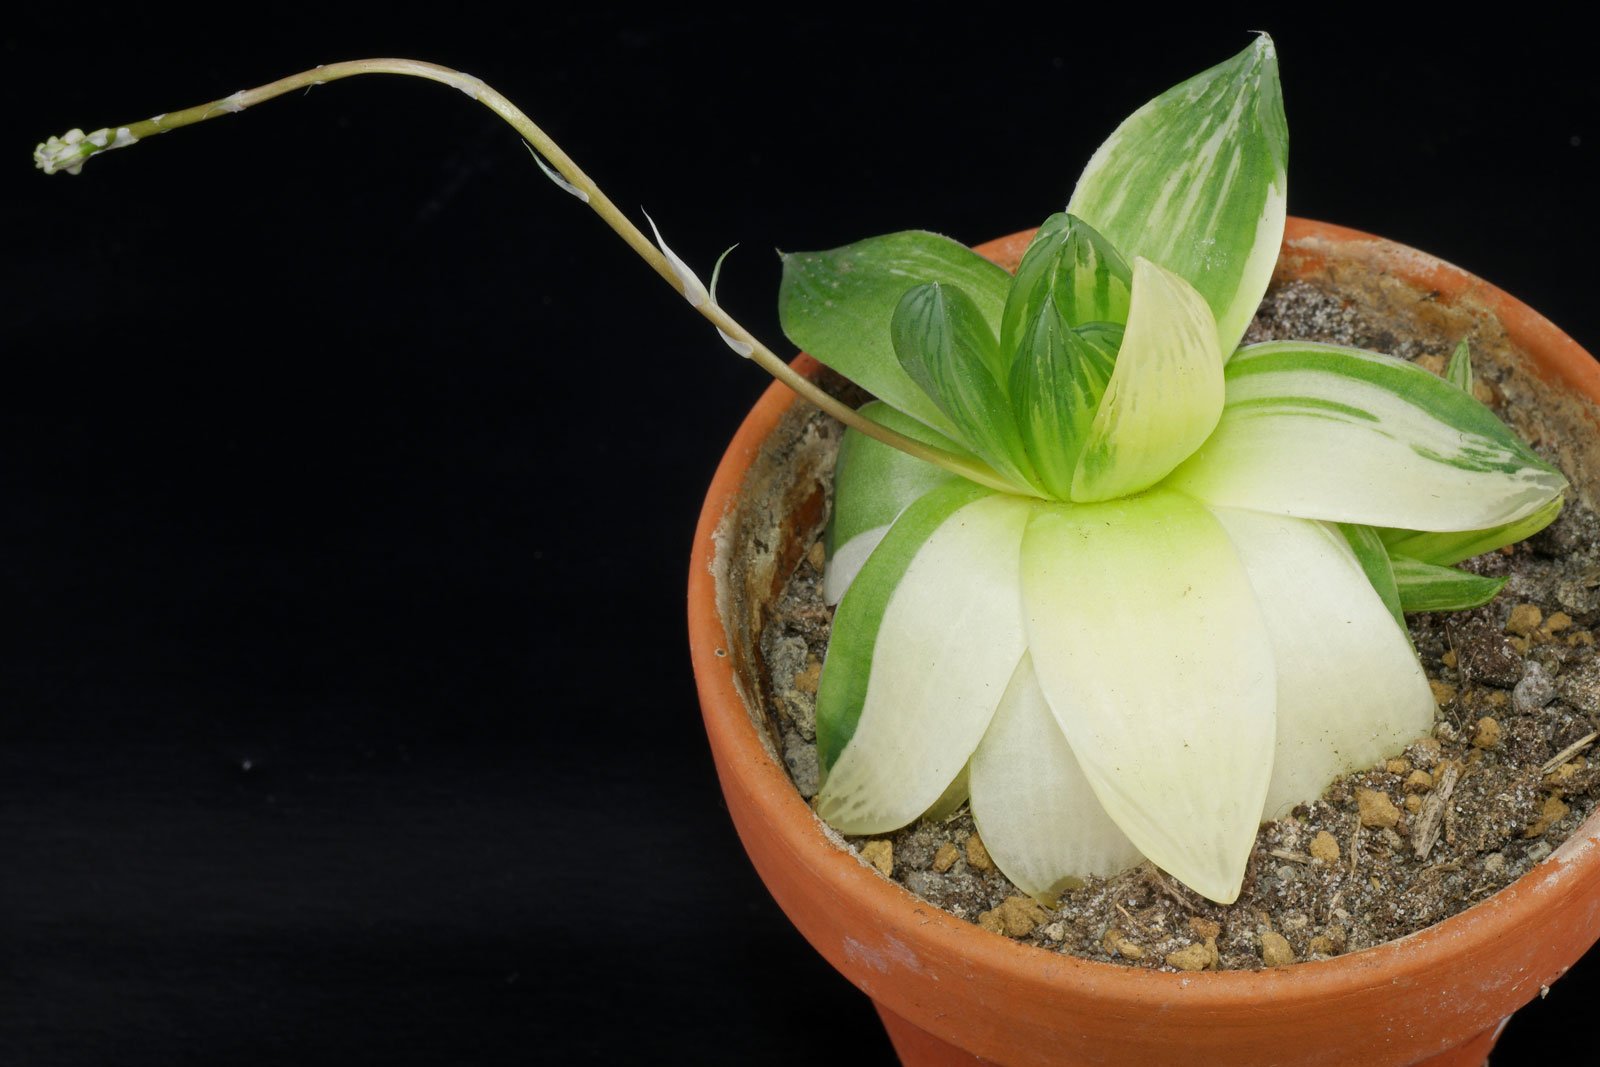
left=842, top=934, right=924, bottom=975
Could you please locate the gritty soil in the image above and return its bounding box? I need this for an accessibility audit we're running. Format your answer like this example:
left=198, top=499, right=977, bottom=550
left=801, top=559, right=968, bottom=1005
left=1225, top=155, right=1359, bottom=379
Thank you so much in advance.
left=755, top=280, right=1600, bottom=973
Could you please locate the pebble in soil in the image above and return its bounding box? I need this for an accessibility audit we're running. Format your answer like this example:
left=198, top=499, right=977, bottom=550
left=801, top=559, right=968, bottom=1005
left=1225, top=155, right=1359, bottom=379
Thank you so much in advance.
left=756, top=280, right=1600, bottom=972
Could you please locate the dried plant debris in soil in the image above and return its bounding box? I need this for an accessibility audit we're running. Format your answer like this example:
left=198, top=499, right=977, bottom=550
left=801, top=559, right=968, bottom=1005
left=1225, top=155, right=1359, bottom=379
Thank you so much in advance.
left=758, top=281, right=1600, bottom=972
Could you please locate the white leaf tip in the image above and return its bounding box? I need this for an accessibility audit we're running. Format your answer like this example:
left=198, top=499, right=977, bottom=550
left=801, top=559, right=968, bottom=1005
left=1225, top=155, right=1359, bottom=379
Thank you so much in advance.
left=523, top=143, right=590, bottom=203
left=642, top=208, right=709, bottom=308
left=718, top=329, right=754, bottom=359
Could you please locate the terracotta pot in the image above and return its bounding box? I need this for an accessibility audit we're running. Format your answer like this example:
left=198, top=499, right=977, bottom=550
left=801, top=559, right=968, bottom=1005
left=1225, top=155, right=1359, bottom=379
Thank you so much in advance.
left=687, top=217, right=1600, bottom=1067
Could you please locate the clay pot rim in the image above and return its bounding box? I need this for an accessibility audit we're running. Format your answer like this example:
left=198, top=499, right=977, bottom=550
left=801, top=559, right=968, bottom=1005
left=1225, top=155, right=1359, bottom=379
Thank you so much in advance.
left=687, top=216, right=1600, bottom=1009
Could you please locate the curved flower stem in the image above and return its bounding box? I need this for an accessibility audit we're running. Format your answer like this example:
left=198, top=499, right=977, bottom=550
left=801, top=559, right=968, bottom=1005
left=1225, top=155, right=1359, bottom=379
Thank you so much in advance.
left=35, top=58, right=1024, bottom=497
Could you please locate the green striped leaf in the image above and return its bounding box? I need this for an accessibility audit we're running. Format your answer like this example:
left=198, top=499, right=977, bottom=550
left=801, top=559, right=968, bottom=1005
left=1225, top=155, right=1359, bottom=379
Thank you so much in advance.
left=1338, top=523, right=1404, bottom=631
left=1446, top=338, right=1474, bottom=393
left=892, top=282, right=1040, bottom=491
left=1053, top=215, right=1133, bottom=328
left=1000, top=213, right=1072, bottom=368
left=1168, top=342, right=1568, bottom=529
left=999, top=212, right=1132, bottom=367
left=816, top=487, right=1033, bottom=832
left=1021, top=490, right=1275, bottom=904
left=816, top=480, right=991, bottom=776
left=1008, top=295, right=1115, bottom=499
left=969, top=654, right=1144, bottom=901
left=1074, top=321, right=1125, bottom=365
left=1067, top=35, right=1287, bottom=356
left=1071, top=258, right=1224, bottom=502
left=1379, top=495, right=1564, bottom=566
left=779, top=231, right=1012, bottom=439
left=1391, top=557, right=1507, bottom=613
left=824, top=401, right=962, bottom=604
left=1211, top=507, right=1435, bottom=820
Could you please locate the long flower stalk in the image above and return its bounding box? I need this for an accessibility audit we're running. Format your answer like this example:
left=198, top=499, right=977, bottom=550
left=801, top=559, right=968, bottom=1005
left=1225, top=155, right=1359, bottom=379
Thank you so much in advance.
left=34, top=58, right=1022, bottom=496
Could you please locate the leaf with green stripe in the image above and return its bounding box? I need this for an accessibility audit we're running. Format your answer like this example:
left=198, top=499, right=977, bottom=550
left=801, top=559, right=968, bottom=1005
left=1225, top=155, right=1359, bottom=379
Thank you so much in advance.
left=823, top=401, right=963, bottom=604
left=815, top=486, right=1033, bottom=833
left=1379, top=495, right=1564, bottom=566
left=1445, top=338, right=1473, bottom=394
left=1338, top=523, right=1404, bottom=630
left=999, top=213, right=1132, bottom=367
left=1168, top=341, right=1568, bottom=529
left=1067, top=35, right=1287, bottom=356
left=892, top=282, right=1040, bottom=492
left=1009, top=294, right=1115, bottom=498
left=1390, top=557, right=1507, bottom=612
left=779, top=231, right=1012, bottom=439
left=1071, top=258, right=1224, bottom=502
left=1074, top=321, right=1125, bottom=364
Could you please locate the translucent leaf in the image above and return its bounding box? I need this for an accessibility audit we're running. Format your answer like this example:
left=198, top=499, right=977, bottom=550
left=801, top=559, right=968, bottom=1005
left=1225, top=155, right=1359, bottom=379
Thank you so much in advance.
left=1380, top=496, right=1564, bottom=566
left=1008, top=295, right=1114, bottom=498
left=1211, top=507, right=1436, bottom=820
left=891, top=282, right=1040, bottom=492
left=922, top=762, right=971, bottom=823
left=1391, top=557, right=1507, bottom=613
left=1169, top=342, right=1568, bottom=530
left=816, top=487, right=1033, bottom=833
left=999, top=212, right=1132, bottom=366
left=824, top=401, right=963, bottom=604
left=969, top=654, right=1144, bottom=900
left=1020, top=490, right=1275, bottom=903
left=1067, top=35, right=1287, bottom=355
left=1071, top=258, right=1224, bottom=502
left=1445, top=337, right=1474, bottom=394
left=1338, top=523, right=1404, bottom=631
left=779, top=231, right=1012, bottom=439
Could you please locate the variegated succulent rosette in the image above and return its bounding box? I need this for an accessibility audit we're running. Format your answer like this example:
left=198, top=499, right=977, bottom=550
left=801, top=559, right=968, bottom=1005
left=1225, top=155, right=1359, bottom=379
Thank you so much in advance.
left=777, top=37, right=1566, bottom=904
left=33, top=37, right=1567, bottom=908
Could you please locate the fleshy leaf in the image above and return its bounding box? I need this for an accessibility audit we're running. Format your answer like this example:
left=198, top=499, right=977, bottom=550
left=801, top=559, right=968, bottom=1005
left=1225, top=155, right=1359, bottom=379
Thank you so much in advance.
left=816, top=488, right=1033, bottom=833
left=1074, top=321, right=1125, bottom=365
left=969, top=653, right=1145, bottom=901
left=816, top=479, right=990, bottom=776
left=1008, top=295, right=1115, bottom=498
left=1071, top=258, right=1224, bottom=502
left=1338, top=523, right=1404, bottom=631
left=1445, top=337, right=1474, bottom=394
left=1052, top=215, right=1134, bottom=328
left=1067, top=35, right=1287, bottom=355
left=923, top=762, right=971, bottom=823
left=1000, top=213, right=1072, bottom=363
left=824, top=401, right=963, bottom=604
left=779, top=231, right=1012, bottom=438
left=892, top=282, right=1040, bottom=491
left=1168, top=341, right=1568, bottom=530
left=999, top=212, right=1132, bottom=366
left=1211, top=507, right=1436, bottom=820
left=1380, top=496, right=1564, bottom=566
left=1020, top=490, right=1275, bottom=904
left=1390, top=557, right=1507, bottom=613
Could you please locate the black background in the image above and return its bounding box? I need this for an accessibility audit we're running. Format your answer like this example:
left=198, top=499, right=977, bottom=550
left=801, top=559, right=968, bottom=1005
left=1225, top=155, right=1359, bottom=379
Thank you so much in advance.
left=4, top=9, right=1598, bottom=1064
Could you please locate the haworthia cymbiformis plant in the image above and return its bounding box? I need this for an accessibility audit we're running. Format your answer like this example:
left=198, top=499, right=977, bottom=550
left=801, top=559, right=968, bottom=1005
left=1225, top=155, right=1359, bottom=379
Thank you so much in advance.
left=35, top=37, right=1566, bottom=906
left=779, top=36, right=1563, bottom=904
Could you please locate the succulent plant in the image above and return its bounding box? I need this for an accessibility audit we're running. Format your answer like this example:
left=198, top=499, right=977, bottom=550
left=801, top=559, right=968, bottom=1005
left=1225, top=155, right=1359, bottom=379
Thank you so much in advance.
left=35, top=36, right=1564, bottom=905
